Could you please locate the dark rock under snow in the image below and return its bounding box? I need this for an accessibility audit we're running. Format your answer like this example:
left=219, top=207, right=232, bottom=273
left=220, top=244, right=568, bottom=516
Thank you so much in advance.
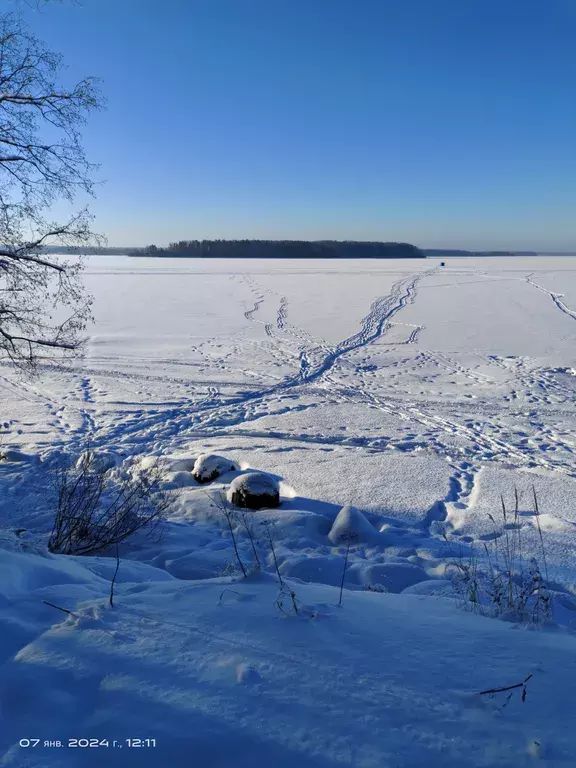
left=193, top=453, right=239, bottom=484
left=227, top=472, right=280, bottom=510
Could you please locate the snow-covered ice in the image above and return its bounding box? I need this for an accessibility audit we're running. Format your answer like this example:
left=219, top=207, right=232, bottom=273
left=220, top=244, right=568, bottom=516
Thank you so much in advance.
left=1, top=255, right=576, bottom=766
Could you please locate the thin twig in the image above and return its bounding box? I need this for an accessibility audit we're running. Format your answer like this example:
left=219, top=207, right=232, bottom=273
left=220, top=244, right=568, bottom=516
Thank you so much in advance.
left=263, top=520, right=282, bottom=586
left=218, top=588, right=243, bottom=605
left=208, top=490, right=247, bottom=578
left=338, top=531, right=354, bottom=606
left=42, top=599, right=75, bottom=616
left=238, top=508, right=261, bottom=569
left=109, top=543, right=120, bottom=608
left=532, top=486, right=549, bottom=584
left=479, top=673, right=533, bottom=697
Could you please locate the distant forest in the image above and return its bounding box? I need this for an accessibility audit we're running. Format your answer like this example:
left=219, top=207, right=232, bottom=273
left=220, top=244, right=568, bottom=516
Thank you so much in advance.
left=133, top=240, right=424, bottom=259
left=425, top=248, right=539, bottom=257
left=38, top=244, right=555, bottom=258
left=42, top=246, right=138, bottom=255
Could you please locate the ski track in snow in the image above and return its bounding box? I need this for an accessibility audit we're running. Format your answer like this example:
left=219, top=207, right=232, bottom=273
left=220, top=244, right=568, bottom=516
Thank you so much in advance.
left=525, top=273, right=576, bottom=322
left=244, top=297, right=264, bottom=321
left=406, top=325, right=423, bottom=344
left=294, top=269, right=435, bottom=384
left=240, top=272, right=333, bottom=356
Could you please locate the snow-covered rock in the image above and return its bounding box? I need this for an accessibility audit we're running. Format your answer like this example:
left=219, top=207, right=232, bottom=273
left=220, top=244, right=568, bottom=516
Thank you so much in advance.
left=193, top=454, right=238, bottom=484
left=328, top=505, right=378, bottom=544
left=227, top=472, right=280, bottom=509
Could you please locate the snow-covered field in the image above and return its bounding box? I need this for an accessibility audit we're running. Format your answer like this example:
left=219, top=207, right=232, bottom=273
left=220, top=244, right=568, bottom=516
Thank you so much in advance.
left=1, top=256, right=576, bottom=766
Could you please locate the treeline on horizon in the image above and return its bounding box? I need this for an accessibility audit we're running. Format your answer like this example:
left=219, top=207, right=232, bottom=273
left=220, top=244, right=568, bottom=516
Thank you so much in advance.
left=136, top=240, right=424, bottom=259
left=425, top=248, right=539, bottom=257
left=39, top=244, right=553, bottom=257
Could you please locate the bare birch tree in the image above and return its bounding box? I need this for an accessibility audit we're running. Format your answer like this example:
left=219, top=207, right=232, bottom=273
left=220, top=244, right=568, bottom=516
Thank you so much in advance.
left=0, top=11, right=103, bottom=372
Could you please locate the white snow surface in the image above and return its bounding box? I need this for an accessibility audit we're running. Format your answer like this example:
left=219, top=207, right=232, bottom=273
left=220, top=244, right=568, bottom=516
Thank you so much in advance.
left=2, top=256, right=576, bottom=765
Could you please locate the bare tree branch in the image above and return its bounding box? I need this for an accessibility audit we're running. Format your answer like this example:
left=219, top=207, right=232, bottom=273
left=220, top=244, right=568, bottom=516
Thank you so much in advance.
left=0, top=11, right=104, bottom=372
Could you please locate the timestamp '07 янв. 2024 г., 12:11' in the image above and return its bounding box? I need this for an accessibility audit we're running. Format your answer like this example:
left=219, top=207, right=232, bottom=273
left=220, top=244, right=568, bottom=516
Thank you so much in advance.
left=19, top=738, right=157, bottom=749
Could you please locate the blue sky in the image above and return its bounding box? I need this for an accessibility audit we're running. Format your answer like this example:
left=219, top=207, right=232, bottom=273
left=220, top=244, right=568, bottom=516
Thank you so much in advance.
left=21, top=0, right=576, bottom=250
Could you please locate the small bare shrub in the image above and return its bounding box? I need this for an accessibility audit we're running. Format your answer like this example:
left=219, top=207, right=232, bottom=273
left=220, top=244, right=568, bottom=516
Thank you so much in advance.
left=445, top=542, right=482, bottom=610
left=275, top=581, right=301, bottom=616
left=48, top=451, right=173, bottom=556
left=364, top=583, right=388, bottom=594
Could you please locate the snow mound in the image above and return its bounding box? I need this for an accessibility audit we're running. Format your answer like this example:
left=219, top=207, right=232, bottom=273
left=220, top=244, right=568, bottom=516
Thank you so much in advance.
left=169, top=457, right=197, bottom=473
left=328, top=505, right=378, bottom=544
left=0, top=528, right=46, bottom=556
left=358, top=563, right=429, bottom=593
left=0, top=549, right=104, bottom=598
left=164, top=551, right=232, bottom=580
left=79, top=557, right=176, bottom=584
left=236, top=663, right=261, bottom=684
left=402, top=578, right=453, bottom=596
left=0, top=449, right=35, bottom=463
left=279, top=555, right=347, bottom=587
left=193, top=454, right=239, bottom=484
left=76, top=450, right=122, bottom=473
left=138, top=455, right=171, bottom=471
left=227, top=472, right=280, bottom=509
left=162, top=471, right=198, bottom=489
left=533, top=513, right=571, bottom=532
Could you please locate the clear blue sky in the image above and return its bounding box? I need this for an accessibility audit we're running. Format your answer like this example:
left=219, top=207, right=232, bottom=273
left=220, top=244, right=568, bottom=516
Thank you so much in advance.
left=20, top=0, right=576, bottom=250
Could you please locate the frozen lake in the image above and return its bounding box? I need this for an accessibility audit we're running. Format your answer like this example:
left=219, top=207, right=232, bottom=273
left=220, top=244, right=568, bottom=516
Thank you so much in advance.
left=2, top=255, right=576, bottom=576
